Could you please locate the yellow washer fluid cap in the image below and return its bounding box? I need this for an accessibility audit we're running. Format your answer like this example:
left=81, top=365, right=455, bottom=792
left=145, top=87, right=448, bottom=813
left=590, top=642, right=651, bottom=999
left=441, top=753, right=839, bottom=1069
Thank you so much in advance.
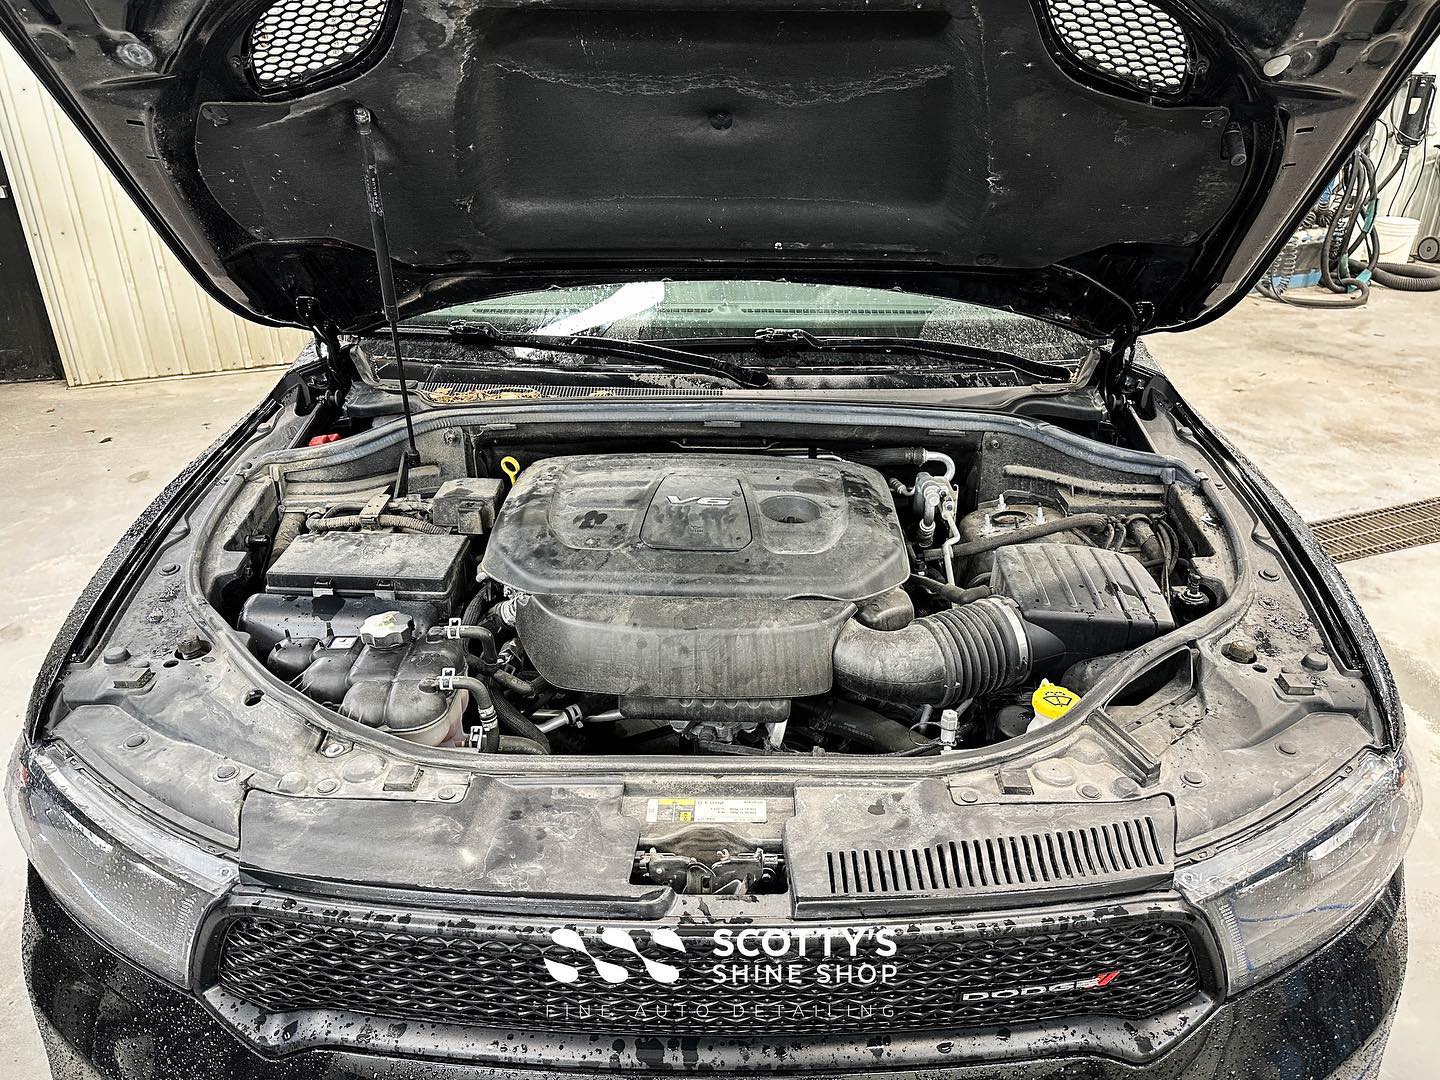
left=499, top=456, right=522, bottom=485
left=1032, top=680, right=1080, bottom=722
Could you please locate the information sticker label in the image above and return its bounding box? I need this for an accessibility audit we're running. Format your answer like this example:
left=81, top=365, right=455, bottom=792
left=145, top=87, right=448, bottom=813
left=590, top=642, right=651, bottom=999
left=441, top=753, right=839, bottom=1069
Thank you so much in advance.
left=645, top=798, right=768, bottom=824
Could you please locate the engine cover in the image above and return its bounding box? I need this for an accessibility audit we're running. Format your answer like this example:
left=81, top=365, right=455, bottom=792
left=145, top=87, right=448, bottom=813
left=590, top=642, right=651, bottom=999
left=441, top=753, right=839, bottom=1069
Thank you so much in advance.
left=481, top=454, right=908, bottom=700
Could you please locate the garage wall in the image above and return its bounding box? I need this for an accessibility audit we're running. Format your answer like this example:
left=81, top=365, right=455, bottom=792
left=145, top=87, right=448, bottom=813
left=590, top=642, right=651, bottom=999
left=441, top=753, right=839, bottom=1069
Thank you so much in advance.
left=0, top=38, right=308, bottom=386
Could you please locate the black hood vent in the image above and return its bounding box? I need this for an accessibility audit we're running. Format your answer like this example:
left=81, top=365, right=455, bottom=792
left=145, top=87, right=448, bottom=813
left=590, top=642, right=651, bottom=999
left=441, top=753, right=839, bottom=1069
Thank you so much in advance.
left=787, top=783, right=1175, bottom=917
left=1045, top=0, right=1191, bottom=95
left=825, top=813, right=1168, bottom=898
left=248, top=0, right=390, bottom=92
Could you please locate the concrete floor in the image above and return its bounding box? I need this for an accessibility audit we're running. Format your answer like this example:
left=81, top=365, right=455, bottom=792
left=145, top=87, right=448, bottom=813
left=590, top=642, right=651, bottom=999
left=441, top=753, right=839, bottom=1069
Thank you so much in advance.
left=0, top=291, right=1436, bottom=1075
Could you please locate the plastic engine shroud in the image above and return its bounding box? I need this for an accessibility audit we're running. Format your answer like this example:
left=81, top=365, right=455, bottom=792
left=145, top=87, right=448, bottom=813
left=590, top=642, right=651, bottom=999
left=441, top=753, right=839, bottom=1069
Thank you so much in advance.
left=480, top=454, right=910, bottom=700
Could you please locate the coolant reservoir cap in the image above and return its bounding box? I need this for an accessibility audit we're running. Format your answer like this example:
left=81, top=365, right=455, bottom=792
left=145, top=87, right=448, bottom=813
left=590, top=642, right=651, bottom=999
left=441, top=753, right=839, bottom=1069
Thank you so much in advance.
left=1032, top=680, right=1080, bottom=722
left=359, top=611, right=415, bottom=649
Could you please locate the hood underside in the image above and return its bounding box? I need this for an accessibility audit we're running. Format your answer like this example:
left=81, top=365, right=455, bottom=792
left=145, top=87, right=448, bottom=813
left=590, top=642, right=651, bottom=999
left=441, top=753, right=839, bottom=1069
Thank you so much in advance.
left=3, top=0, right=1437, bottom=338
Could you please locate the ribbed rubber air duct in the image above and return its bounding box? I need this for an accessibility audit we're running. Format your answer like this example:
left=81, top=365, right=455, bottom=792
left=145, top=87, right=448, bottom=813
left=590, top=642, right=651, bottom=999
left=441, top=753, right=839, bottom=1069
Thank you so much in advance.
left=832, top=597, right=1046, bottom=707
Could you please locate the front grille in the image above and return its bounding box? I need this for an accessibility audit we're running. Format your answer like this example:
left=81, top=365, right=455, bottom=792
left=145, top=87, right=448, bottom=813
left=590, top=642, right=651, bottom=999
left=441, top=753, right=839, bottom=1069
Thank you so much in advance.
left=216, top=913, right=1202, bottom=1035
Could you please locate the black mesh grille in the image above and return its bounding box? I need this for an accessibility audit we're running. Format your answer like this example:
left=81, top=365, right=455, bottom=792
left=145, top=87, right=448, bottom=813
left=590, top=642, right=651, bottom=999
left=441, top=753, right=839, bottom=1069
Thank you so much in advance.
left=248, top=0, right=389, bottom=91
left=1044, top=0, right=1190, bottom=94
left=216, top=914, right=1203, bottom=1035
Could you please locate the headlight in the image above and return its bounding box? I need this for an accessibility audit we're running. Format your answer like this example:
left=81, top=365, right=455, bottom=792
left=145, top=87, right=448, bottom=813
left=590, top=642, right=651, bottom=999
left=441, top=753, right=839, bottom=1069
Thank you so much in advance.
left=1177, top=750, right=1417, bottom=993
left=7, top=740, right=237, bottom=987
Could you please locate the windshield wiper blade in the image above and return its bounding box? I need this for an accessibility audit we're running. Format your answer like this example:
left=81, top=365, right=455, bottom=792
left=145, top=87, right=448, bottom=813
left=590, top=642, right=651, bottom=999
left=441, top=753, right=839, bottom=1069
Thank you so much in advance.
left=752, top=327, right=1073, bottom=383
left=441, top=320, right=769, bottom=388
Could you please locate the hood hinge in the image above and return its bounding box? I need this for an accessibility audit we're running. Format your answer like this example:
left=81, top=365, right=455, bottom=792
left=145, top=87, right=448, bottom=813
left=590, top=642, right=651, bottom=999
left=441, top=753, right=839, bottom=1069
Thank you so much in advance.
left=296, top=296, right=351, bottom=402
left=1099, top=303, right=1153, bottom=411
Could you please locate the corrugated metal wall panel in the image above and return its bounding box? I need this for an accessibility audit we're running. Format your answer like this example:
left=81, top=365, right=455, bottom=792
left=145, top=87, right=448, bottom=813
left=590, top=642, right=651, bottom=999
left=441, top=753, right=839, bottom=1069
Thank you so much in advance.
left=0, top=38, right=309, bottom=386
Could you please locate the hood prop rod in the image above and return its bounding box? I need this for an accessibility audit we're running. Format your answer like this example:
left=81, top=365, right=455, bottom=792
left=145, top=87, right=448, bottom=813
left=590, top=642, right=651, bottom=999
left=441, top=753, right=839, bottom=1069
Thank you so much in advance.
left=354, top=106, right=420, bottom=471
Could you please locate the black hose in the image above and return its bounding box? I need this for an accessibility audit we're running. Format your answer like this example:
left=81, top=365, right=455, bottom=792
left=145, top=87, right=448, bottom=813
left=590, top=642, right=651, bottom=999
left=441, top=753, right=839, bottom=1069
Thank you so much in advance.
left=310, top=513, right=446, bottom=534
left=832, top=596, right=1034, bottom=706
left=855, top=587, right=915, bottom=630
left=461, top=590, right=487, bottom=626
left=908, top=576, right=992, bottom=606
left=794, top=698, right=927, bottom=753
left=433, top=623, right=498, bottom=665
left=848, top=447, right=927, bottom=468
left=420, top=673, right=499, bottom=752
left=1360, top=260, right=1440, bottom=291
left=492, top=691, right=552, bottom=753
left=929, top=512, right=1109, bottom=561
left=497, top=735, right=548, bottom=756
left=491, top=669, right=546, bottom=698
left=1261, top=147, right=1379, bottom=309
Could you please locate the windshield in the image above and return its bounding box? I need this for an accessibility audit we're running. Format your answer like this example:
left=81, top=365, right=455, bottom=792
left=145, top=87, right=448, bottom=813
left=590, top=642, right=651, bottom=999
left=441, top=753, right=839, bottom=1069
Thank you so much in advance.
left=403, top=281, right=1098, bottom=366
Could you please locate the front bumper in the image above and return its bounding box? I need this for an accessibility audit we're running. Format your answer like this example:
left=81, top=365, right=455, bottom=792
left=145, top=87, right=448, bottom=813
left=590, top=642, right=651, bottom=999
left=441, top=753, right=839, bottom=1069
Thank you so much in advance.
left=22, top=867, right=1406, bottom=1080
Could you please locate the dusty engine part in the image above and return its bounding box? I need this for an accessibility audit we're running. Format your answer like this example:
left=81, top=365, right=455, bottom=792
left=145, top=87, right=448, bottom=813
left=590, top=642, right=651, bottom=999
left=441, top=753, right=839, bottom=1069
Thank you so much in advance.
left=430, top=477, right=504, bottom=535
left=636, top=847, right=783, bottom=895
left=481, top=454, right=908, bottom=710
left=833, top=546, right=1174, bottom=706
left=266, top=611, right=469, bottom=745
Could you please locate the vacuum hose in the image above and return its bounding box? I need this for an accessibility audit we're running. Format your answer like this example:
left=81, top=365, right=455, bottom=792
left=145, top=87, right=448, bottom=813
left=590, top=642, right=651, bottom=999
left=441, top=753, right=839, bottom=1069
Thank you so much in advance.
left=832, top=596, right=1043, bottom=706
left=1361, top=260, right=1440, bottom=291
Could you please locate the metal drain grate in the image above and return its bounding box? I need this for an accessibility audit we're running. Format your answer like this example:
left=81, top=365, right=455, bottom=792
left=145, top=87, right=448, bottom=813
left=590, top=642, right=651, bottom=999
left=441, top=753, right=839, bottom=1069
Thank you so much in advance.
left=1309, top=497, right=1440, bottom=563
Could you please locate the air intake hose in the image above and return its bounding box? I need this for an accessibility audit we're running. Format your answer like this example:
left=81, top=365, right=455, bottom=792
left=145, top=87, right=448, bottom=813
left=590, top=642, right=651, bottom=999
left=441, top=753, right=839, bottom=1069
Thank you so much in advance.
left=832, top=596, right=1051, bottom=706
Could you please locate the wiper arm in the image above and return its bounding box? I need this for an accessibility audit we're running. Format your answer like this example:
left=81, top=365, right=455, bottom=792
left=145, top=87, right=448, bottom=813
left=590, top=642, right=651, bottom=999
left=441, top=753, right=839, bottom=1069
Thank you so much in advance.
left=752, top=327, right=1073, bottom=383
left=441, top=321, right=769, bottom=388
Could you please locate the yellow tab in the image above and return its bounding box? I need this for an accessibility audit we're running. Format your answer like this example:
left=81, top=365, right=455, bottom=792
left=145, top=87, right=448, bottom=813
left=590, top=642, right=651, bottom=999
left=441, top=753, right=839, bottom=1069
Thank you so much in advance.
left=499, top=456, right=522, bottom=485
left=1031, top=679, right=1080, bottom=721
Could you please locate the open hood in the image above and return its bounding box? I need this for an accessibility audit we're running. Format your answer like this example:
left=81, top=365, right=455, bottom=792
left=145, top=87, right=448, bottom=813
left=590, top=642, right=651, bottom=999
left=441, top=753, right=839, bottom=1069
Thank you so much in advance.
left=3, top=0, right=1437, bottom=340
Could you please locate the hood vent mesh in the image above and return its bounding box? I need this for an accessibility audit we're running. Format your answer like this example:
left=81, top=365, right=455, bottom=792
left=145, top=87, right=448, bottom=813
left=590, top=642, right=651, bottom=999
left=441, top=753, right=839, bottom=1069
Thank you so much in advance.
left=249, top=0, right=389, bottom=92
left=826, top=813, right=1166, bottom=898
left=1044, top=0, right=1190, bottom=95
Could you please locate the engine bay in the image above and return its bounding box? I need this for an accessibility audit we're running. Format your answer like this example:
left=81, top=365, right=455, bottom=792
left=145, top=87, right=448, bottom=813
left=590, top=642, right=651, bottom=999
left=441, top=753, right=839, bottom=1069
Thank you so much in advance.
left=221, top=435, right=1212, bottom=759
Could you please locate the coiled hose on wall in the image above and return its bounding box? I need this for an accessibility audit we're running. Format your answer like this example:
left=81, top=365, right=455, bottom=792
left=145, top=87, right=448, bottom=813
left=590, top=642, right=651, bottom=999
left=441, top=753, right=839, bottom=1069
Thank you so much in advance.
left=1258, top=147, right=1380, bottom=308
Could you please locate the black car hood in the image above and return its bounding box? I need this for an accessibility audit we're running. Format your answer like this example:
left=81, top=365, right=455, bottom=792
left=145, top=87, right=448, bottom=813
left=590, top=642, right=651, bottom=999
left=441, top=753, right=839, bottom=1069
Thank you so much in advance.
left=3, top=0, right=1437, bottom=340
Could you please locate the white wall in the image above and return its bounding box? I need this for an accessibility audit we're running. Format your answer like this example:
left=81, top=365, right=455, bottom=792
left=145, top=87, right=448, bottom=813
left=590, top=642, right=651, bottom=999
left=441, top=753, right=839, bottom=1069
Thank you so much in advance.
left=0, top=38, right=308, bottom=386
left=1371, top=42, right=1440, bottom=240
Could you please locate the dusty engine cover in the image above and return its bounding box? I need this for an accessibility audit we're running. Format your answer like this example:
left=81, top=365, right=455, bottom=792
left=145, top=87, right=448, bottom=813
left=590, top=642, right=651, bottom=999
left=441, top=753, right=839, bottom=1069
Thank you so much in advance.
left=480, top=454, right=908, bottom=699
